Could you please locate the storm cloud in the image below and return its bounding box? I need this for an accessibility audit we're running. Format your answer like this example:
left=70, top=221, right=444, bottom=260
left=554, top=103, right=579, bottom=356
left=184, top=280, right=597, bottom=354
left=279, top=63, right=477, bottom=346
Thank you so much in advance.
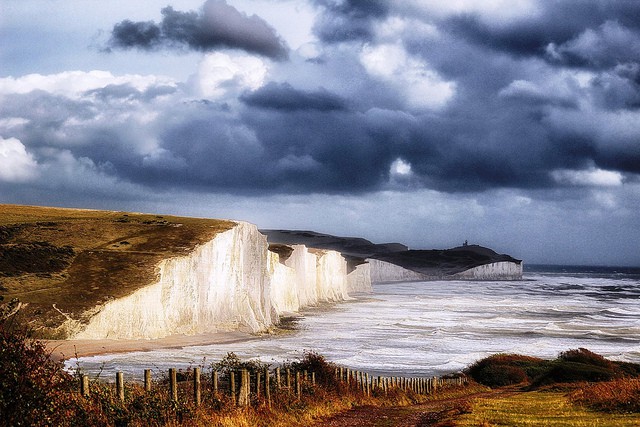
left=2, top=0, right=639, bottom=197
left=312, top=0, right=389, bottom=43
left=108, top=0, right=289, bottom=60
left=2, top=0, right=640, bottom=264
left=443, top=1, right=640, bottom=69
left=240, top=83, right=347, bottom=112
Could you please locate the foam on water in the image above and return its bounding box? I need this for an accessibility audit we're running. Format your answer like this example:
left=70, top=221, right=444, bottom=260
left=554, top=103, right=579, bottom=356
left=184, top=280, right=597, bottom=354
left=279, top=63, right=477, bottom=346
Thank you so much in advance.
left=71, top=268, right=640, bottom=379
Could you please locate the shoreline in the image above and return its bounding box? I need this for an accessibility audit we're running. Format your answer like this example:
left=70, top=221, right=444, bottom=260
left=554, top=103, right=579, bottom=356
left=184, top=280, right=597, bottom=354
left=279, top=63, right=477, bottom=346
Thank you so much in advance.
left=46, top=331, right=258, bottom=362
left=45, top=314, right=306, bottom=362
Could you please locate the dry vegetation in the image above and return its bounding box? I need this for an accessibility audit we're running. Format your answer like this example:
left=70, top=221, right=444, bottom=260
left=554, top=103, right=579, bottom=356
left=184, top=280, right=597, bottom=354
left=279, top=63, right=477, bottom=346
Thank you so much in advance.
left=457, top=348, right=640, bottom=426
left=456, top=390, right=640, bottom=427
left=0, top=204, right=234, bottom=337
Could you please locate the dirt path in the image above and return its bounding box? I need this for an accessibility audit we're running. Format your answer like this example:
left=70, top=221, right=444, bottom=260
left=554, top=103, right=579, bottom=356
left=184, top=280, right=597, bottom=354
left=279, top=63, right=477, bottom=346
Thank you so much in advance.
left=310, top=388, right=518, bottom=427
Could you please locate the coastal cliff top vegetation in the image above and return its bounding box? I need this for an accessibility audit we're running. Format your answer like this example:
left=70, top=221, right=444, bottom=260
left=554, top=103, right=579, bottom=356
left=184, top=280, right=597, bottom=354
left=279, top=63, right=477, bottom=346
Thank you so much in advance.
left=0, top=204, right=234, bottom=338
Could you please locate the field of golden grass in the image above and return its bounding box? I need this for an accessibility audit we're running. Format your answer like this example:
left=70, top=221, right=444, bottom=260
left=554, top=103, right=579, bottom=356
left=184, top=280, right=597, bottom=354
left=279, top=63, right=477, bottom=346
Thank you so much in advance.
left=456, top=389, right=640, bottom=426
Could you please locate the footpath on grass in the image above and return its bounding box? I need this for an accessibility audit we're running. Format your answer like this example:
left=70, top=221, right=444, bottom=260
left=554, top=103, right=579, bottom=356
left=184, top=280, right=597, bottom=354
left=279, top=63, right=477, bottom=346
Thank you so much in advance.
left=310, top=385, right=640, bottom=427
left=310, top=387, right=517, bottom=427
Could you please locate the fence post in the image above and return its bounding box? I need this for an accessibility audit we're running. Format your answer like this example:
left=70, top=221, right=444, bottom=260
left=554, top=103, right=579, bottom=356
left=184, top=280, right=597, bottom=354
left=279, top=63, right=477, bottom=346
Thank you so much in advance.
left=238, top=369, right=250, bottom=407
left=212, top=370, right=219, bottom=394
left=311, top=372, right=316, bottom=386
left=432, top=377, right=438, bottom=393
left=275, top=367, right=281, bottom=389
left=81, top=375, right=90, bottom=397
left=169, top=368, right=177, bottom=402
left=286, top=368, right=291, bottom=389
left=194, top=367, right=201, bottom=407
left=365, top=373, right=370, bottom=396
left=144, top=369, right=152, bottom=392
left=295, top=371, right=301, bottom=399
left=230, top=371, right=236, bottom=404
left=256, top=371, right=261, bottom=398
left=264, top=367, right=271, bottom=408
left=116, top=372, right=125, bottom=402
left=364, top=373, right=368, bottom=395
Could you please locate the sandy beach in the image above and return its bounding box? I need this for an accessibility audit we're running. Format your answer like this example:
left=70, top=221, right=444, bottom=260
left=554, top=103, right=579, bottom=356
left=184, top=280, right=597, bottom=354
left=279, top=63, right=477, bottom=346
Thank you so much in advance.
left=46, top=331, right=257, bottom=362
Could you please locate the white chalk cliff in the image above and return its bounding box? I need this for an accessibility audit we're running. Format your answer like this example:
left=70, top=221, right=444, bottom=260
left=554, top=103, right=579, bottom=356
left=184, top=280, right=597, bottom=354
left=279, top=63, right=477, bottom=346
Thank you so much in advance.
left=347, top=263, right=372, bottom=293
left=367, top=259, right=429, bottom=283
left=367, top=259, right=523, bottom=283
left=451, top=261, right=523, bottom=281
left=70, top=221, right=520, bottom=339
left=73, top=222, right=359, bottom=340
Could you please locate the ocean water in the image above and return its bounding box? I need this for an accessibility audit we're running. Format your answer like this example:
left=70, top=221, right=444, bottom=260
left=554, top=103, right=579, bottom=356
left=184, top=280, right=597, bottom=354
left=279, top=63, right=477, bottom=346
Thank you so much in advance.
left=71, top=265, right=640, bottom=380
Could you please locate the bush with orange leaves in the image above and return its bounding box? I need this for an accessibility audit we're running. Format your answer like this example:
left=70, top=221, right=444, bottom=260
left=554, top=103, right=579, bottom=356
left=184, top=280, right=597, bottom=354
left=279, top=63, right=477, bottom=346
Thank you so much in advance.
left=570, top=378, right=640, bottom=413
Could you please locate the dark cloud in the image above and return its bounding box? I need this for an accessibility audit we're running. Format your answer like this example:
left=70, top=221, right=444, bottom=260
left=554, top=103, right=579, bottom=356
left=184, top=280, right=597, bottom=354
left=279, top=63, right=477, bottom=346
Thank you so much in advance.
left=3, top=1, right=640, bottom=198
left=110, top=20, right=162, bottom=50
left=240, top=83, right=347, bottom=112
left=443, top=1, right=640, bottom=69
left=144, top=102, right=395, bottom=193
left=547, top=21, right=640, bottom=70
left=313, top=0, right=389, bottom=43
left=107, top=0, right=288, bottom=60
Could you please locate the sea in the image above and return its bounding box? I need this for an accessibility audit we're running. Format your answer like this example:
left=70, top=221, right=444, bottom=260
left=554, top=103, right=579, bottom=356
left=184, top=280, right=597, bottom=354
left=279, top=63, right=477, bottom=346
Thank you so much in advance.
left=70, top=265, right=640, bottom=380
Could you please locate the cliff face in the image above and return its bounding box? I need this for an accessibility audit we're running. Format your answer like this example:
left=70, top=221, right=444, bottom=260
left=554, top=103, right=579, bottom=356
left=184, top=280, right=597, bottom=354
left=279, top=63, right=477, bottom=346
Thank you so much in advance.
left=367, top=259, right=428, bottom=283
left=263, top=230, right=522, bottom=283
left=452, top=261, right=523, bottom=280
left=347, top=263, right=372, bottom=293
left=368, top=258, right=523, bottom=283
left=73, top=222, right=357, bottom=340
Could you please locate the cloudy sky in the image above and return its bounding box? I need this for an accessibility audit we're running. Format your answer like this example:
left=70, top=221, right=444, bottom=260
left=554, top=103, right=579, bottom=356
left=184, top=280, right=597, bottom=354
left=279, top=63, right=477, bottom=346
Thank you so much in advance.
left=1, top=0, right=639, bottom=266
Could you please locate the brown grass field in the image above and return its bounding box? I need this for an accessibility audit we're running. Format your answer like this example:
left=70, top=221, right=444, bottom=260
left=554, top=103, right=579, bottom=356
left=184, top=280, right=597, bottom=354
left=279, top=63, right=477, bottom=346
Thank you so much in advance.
left=0, top=204, right=234, bottom=338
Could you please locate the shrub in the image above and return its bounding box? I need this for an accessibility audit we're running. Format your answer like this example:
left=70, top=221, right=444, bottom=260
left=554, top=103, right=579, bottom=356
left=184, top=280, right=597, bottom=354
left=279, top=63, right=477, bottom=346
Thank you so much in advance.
left=464, top=354, right=544, bottom=387
left=465, top=349, right=639, bottom=389
left=531, top=348, right=624, bottom=387
left=211, top=352, right=269, bottom=379
left=570, top=378, right=640, bottom=413
left=559, top=348, right=613, bottom=369
left=0, top=299, right=75, bottom=426
left=532, top=361, right=619, bottom=387
left=288, top=351, right=338, bottom=387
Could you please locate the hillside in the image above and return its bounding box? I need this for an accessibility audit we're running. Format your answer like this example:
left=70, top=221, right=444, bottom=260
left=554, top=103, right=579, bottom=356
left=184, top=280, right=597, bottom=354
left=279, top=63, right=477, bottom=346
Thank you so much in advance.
left=261, top=229, right=408, bottom=259
left=374, top=245, right=522, bottom=277
left=263, top=229, right=521, bottom=278
left=0, top=204, right=233, bottom=337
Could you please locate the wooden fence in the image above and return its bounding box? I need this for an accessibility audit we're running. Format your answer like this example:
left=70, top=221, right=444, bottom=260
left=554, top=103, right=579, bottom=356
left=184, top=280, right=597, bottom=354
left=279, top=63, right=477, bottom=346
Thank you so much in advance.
left=78, top=365, right=467, bottom=408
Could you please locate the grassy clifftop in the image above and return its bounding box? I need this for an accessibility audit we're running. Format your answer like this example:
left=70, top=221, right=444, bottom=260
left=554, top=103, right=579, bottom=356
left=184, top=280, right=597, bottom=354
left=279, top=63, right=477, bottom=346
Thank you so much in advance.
left=0, top=204, right=234, bottom=338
